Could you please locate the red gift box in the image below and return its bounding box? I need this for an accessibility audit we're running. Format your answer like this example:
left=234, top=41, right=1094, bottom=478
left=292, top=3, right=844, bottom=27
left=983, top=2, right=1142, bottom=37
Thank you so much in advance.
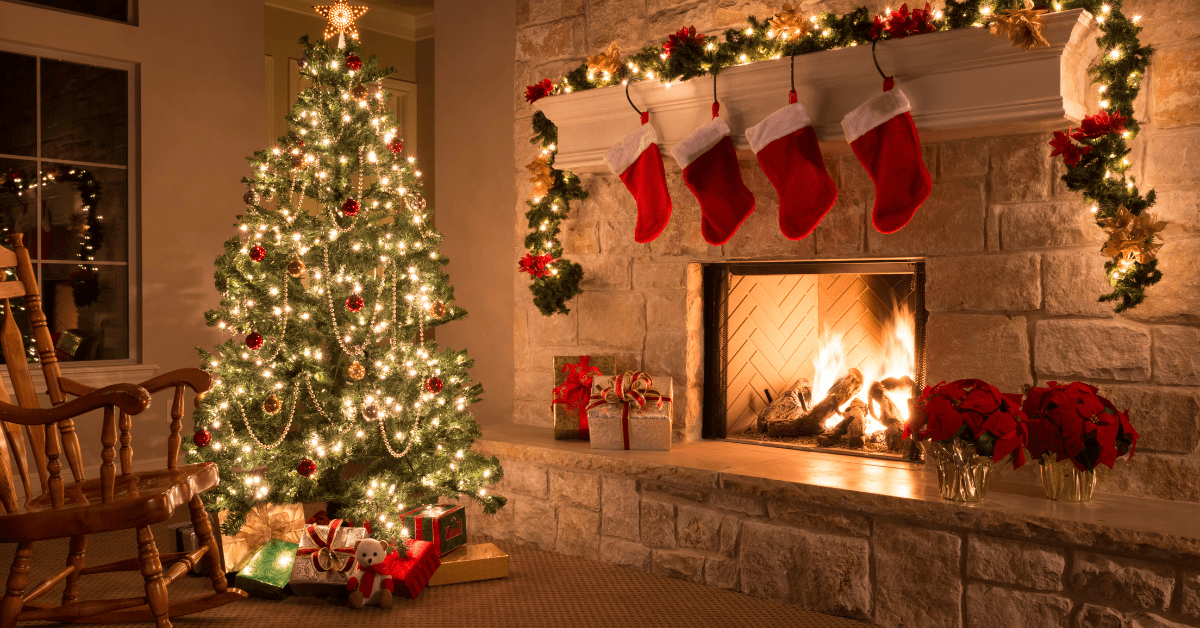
left=392, top=539, right=440, bottom=599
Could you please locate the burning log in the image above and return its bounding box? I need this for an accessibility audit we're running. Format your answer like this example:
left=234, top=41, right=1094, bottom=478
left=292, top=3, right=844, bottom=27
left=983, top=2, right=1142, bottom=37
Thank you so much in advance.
left=818, top=398, right=867, bottom=448
left=755, top=379, right=811, bottom=433
left=768, top=368, right=863, bottom=437
left=868, top=377, right=914, bottom=452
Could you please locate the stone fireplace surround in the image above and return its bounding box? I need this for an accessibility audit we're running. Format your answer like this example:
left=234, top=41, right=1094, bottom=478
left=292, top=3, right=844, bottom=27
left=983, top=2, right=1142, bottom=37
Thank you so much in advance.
left=504, top=0, right=1200, bottom=624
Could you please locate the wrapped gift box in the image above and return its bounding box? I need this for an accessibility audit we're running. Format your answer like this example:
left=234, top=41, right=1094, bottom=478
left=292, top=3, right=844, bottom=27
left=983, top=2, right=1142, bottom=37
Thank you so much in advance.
left=168, top=522, right=209, bottom=576
left=553, top=355, right=617, bottom=440
left=393, top=539, right=440, bottom=598
left=399, top=504, right=466, bottom=556
left=232, top=537, right=298, bottom=599
left=289, top=519, right=367, bottom=596
left=588, top=372, right=673, bottom=451
left=428, top=542, right=509, bottom=586
left=217, top=503, right=306, bottom=573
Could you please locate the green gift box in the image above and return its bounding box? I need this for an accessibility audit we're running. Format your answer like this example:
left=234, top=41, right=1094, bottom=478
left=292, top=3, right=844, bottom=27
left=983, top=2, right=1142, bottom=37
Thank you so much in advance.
left=400, top=504, right=466, bottom=556
left=232, top=537, right=299, bottom=599
left=552, top=355, right=617, bottom=440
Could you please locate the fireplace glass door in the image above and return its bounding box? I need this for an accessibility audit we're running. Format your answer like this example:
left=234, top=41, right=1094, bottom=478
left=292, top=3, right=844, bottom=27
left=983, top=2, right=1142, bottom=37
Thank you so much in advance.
left=703, top=260, right=927, bottom=460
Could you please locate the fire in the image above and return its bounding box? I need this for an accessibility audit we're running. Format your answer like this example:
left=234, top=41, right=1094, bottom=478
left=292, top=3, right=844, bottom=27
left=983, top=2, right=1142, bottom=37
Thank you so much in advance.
left=814, top=303, right=916, bottom=435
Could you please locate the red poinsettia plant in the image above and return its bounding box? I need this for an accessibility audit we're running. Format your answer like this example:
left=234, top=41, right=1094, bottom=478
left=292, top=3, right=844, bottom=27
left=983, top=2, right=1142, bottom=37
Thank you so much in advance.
left=524, top=78, right=555, bottom=104
left=1049, top=110, right=1128, bottom=168
left=663, top=25, right=705, bottom=57
left=870, top=3, right=938, bottom=40
left=518, top=252, right=557, bottom=278
left=910, top=379, right=1029, bottom=469
left=1023, top=381, right=1138, bottom=472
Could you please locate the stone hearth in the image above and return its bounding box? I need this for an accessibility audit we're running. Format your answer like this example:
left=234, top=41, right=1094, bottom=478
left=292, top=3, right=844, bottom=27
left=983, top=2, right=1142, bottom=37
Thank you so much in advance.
left=464, top=424, right=1200, bottom=627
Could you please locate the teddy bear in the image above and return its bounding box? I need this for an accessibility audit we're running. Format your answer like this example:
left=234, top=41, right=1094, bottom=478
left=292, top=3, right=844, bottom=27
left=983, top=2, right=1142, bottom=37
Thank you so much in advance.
left=346, top=538, right=394, bottom=608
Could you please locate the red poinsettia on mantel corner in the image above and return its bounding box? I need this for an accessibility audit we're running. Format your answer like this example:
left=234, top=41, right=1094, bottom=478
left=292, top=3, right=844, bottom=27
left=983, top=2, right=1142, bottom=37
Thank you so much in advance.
left=870, top=3, right=939, bottom=41
left=1024, top=381, right=1138, bottom=472
left=525, top=78, right=555, bottom=104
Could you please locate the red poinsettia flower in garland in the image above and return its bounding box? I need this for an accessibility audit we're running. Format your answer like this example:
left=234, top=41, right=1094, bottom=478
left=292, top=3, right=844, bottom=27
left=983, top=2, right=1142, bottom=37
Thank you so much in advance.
left=870, top=3, right=938, bottom=40
left=1023, top=381, right=1138, bottom=472
left=663, top=25, right=705, bottom=57
left=911, top=379, right=1029, bottom=469
left=524, top=78, right=555, bottom=104
left=518, top=252, right=557, bottom=278
left=1071, top=110, right=1128, bottom=141
left=1049, top=130, right=1093, bottom=168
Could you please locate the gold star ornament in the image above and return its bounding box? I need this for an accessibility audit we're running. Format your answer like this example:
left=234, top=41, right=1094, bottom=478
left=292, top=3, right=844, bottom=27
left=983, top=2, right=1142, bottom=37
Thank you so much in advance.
left=313, top=1, right=370, bottom=41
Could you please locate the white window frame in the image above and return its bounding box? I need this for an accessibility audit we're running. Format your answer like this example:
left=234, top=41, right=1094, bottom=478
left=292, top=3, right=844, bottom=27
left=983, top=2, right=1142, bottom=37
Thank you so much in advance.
left=0, top=41, right=155, bottom=390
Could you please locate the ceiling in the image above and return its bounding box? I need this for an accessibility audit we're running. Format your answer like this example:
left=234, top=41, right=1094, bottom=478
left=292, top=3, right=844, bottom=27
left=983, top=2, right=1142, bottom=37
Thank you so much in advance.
left=360, top=0, right=433, bottom=16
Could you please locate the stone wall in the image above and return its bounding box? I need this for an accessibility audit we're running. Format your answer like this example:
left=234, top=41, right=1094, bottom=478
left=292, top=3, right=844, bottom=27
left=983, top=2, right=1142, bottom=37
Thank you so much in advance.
left=465, top=438, right=1200, bottom=627
left=510, top=0, right=1200, bottom=503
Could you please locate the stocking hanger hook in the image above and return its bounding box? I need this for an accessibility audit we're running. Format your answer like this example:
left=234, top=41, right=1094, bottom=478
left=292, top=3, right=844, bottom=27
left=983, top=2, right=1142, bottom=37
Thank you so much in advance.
left=871, top=38, right=894, bottom=90
left=626, top=81, right=643, bottom=116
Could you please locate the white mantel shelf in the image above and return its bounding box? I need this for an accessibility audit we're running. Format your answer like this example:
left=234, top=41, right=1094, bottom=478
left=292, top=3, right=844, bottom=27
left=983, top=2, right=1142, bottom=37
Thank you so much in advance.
left=538, top=9, right=1099, bottom=174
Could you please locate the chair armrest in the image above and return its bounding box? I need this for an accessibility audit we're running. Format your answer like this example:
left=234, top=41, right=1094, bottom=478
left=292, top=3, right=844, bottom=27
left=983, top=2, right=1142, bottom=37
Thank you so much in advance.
left=0, top=383, right=152, bottom=425
left=60, top=368, right=213, bottom=398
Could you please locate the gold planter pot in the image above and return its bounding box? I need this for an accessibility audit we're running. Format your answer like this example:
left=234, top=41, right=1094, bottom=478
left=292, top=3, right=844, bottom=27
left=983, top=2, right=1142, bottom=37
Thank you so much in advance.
left=1039, top=454, right=1098, bottom=502
left=920, top=438, right=994, bottom=502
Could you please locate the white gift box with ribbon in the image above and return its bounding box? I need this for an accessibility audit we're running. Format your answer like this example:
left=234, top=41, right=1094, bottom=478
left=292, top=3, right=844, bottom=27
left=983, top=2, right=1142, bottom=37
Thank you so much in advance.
left=587, top=371, right=673, bottom=451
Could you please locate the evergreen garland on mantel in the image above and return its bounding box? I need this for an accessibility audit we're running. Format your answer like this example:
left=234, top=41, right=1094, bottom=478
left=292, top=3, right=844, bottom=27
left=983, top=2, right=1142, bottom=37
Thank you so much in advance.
left=521, top=0, right=1158, bottom=316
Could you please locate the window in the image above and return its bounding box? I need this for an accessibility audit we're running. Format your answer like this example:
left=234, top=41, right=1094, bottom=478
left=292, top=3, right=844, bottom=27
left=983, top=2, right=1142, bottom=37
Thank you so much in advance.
left=3, top=0, right=134, bottom=23
left=0, top=47, right=135, bottom=364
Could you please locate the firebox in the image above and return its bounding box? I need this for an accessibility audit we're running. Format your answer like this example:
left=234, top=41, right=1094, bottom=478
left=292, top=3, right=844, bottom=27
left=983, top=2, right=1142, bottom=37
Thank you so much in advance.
left=702, top=259, right=927, bottom=460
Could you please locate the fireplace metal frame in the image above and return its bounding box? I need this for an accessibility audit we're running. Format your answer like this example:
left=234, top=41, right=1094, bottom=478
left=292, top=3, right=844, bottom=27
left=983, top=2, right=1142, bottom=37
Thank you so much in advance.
left=702, top=258, right=927, bottom=457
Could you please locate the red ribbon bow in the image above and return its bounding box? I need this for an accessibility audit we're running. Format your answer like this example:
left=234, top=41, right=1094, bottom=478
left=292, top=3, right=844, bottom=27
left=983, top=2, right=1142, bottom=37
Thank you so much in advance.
left=553, top=356, right=602, bottom=437
left=297, top=518, right=357, bottom=574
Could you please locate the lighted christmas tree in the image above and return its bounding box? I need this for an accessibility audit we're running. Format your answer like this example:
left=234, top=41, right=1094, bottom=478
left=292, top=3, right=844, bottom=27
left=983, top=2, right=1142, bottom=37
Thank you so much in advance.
left=186, top=12, right=504, bottom=538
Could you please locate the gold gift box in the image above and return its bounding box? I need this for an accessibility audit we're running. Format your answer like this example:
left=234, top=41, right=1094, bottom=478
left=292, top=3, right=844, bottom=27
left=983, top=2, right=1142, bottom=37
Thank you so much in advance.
left=427, top=542, right=509, bottom=586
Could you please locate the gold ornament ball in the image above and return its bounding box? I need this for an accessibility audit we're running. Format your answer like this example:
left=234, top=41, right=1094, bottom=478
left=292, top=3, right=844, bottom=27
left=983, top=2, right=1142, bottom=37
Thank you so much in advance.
left=407, top=194, right=427, bottom=212
left=291, top=153, right=306, bottom=169
left=363, top=404, right=379, bottom=420
left=430, top=300, right=447, bottom=318
left=288, top=258, right=307, bottom=278
left=263, top=394, right=282, bottom=415
left=348, top=361, right=366, bottom=381
left=243, top=190, right=256, bottom=205
left=352, top=84, right=369, bottom=102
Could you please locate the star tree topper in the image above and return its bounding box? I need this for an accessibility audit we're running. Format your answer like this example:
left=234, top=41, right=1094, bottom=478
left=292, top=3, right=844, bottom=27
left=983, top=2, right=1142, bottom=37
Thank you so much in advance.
left=313, top=1, right=370, bottom=41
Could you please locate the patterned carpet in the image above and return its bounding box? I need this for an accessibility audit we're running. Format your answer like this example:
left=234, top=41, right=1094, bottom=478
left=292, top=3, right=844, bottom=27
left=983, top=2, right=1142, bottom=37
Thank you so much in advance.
left=0, top=513, right=867, bottom=627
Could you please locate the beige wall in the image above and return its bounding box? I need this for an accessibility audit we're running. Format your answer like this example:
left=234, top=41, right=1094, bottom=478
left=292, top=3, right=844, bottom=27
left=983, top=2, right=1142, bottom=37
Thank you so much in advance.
left=435, top=0, right=518, bottom=424
left=0, top=0, right=265, bottom=468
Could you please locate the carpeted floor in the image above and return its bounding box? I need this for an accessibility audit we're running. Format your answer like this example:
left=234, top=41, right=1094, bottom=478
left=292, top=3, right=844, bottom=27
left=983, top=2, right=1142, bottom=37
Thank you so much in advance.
left=1, top=514, right=867, bottom=627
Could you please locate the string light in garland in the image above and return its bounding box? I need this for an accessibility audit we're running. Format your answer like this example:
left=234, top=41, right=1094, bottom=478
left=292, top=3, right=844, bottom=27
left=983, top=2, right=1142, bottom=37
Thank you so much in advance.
left=520, top=0, right=1161, bottom=315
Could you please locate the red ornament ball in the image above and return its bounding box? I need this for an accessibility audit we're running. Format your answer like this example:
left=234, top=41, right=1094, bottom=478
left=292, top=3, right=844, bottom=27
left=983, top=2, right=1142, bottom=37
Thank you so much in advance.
left=425, top=376, right=443, bottom=393
left=346, top=294, right=364, bottom=312
left=193, top=429, right=211, bottom=447
left=346, top=54, right=362, bottom=71
left=297, top=458, right=317, bottom=478
left=342, top=198, right=360, bottom=216
left=249, top=245, right=266, bottom=262
left=246, top=332, right=264, bottom=350
left=388, top=136, right=404, bottom=154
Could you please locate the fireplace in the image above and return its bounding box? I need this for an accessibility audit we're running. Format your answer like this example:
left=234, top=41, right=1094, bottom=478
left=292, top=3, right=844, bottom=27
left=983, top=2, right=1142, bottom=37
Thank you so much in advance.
left=702, top=259, right=927, bottom=460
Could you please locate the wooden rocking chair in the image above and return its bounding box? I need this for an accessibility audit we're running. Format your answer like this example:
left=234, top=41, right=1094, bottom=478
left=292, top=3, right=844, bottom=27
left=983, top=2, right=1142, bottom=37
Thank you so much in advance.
left=0, top=234, right=246, bottom=627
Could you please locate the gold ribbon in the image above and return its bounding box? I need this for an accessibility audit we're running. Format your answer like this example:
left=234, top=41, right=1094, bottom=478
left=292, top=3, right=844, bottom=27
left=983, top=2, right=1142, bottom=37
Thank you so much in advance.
left=222, top=503, right=306, bottom=568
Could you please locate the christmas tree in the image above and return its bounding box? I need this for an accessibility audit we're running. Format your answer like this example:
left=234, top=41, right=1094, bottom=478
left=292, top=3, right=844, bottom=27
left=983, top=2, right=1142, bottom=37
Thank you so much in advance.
left=187, top=14, right=504, bottom=539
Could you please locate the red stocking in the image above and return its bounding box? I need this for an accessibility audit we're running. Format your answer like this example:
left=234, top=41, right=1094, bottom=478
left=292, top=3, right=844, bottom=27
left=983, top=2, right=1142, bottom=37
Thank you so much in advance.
left=746, top=95, right=837, bottom=240
left=605, top=112, right=672, bottom=243
left=670, top=109, right=755, bottom=245
left=841, top=86, right=932, bottom=234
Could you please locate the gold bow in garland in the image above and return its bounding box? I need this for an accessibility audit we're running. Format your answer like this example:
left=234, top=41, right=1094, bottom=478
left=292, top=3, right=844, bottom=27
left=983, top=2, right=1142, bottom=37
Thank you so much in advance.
left=989, top=0, right=1048, bottom=51
left=586, top=371, right=671, bottom=413
left=770, top=3, right=810, bottom=40
left=1100, top=206, right=1167, bottom=265
left=526, top=154, right=554, bottom=199
left=587, top=42, right=622, bottom=77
